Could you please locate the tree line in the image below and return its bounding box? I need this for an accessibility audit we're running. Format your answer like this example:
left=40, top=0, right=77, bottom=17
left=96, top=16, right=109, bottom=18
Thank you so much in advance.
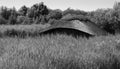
left=0, top=2, right=120, bottom=34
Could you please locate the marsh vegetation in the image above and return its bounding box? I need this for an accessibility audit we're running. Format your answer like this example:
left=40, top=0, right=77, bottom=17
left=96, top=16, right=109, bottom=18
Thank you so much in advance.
left=0, top=1, right=120, bottom=69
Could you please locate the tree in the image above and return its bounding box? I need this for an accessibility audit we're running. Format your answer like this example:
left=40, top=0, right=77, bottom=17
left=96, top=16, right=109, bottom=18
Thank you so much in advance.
left=8, top=15, right=17, bottom=25
left=62, top=14, right=88, bottom=21
left=8, top=7, right=18, bottom=25
left=39, top=15, right=48, bottom=24
left=27, top=2, right=49, bottom=19
left=87, top=8, right=120, bottom=34
left=27, top=9, right=35, bottom=18
left=47, top=9, right=62, bottom=20
left=18, top=5, right=28, bottom=16
left=0, top=16, right=7, bottom=24
left=0, top=6, right=11, bottom=20
left=113, top=2, right=120, bottom=10
left=63, top=8, right=87, bottom=16
left=88, top=9, right=108, bottom=25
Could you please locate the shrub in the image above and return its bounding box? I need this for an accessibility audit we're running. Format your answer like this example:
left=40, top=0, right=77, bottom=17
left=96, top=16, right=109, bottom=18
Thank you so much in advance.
left=8, top=15, right=17, bottom=25
left=17, top=16, right=26, bottom=24
left=22, top=17, right=33, bottom=24
left=62, top=14, right=89, bottom=22
left=0, top=16, right=7, bottom=24
left=48, top=9, right=62, bottom=20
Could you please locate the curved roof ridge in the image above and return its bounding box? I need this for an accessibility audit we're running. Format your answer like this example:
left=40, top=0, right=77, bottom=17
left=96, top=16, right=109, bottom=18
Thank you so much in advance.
left=71, top=20, right=107, bottom=35
left=39, top=19, right=107, bottom=36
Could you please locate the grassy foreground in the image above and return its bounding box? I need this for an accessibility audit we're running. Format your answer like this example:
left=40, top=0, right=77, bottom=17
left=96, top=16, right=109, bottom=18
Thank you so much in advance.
left=0, top=34, right=120, bottom=69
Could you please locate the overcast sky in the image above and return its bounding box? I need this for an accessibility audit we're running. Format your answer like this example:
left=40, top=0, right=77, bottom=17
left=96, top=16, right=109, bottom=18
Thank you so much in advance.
left=0, top=0, right=118, bottom=11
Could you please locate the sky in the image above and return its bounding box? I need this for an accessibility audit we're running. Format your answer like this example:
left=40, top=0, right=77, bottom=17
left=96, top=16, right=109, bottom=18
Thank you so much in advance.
left=0, top=0, right=119, bottom=11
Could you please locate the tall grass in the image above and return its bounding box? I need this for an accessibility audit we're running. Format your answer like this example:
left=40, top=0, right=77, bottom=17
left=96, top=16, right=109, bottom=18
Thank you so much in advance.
left=0, top=24, right=51, bottom=38
left=0, top=34, right=120, bottom=69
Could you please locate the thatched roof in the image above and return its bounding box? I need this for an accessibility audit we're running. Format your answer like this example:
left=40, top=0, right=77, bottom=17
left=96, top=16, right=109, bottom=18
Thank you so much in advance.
left=71, top=20, right=107, bottom=36
left=40, top=20, right=107, bottom=36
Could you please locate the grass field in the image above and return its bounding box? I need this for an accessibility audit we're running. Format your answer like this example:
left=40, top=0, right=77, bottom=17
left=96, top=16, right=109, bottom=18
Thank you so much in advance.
left=0, top=34, right=120, bottom=69
left=0, top=24, right=51, bottom=38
